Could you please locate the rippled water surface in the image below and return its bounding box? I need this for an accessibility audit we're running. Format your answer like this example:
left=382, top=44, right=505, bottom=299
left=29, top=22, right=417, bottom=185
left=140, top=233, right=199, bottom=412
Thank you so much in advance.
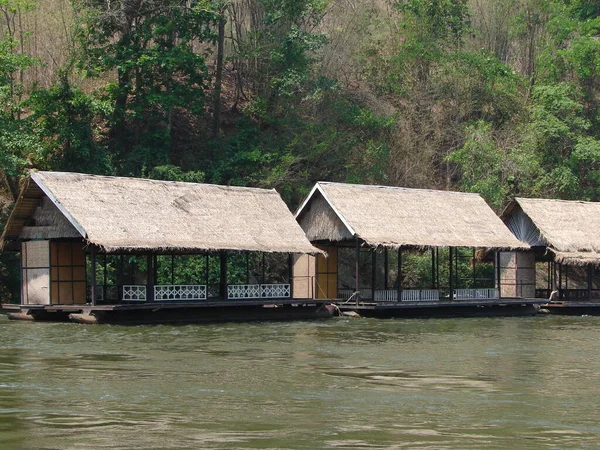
left=1, top=314, right=600, bottom=449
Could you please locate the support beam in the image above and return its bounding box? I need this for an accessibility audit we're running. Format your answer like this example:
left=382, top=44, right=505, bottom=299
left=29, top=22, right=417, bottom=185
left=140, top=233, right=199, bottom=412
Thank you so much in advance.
left=371, top=250, right=376, bottom=301
left=558, top=263, right=563, bottom=300
left=90, top=246, right=97, bottom=306
left=496, top=251, right=502, bottom=299
left=384, top=248, right=389, bottom=291
left=588, top=264, right=592, bottom=301
left=355, top=239, right=360, bottom=295
left=220, top=251, right=228, bottom=299
left=397, top=247, right=402, bottom=301
left=449, top=247, right=454, bottom=300
left=431, top=248, right=436, bottom=289
left=288, top=253, right=294, bottom=299
left=147, top=255, right=154, bottom=302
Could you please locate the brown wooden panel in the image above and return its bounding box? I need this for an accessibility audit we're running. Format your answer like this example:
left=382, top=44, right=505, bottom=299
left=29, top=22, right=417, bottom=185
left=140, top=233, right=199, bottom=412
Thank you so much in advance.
left=58, top=242, right=72, bottom=266
left=316, top=273, right=328, bottom=299
left=327, top=275, right=338, bottom=299
left=72, top=245, right=86, bottom=265
left=59, top=266, right=73, bottom=281
left=51, top=267, right=59, bottom=282
left=316, top=253, right=328, bottom=274
left=50, top=242, right=58, bottom=266
left=73, top=282, right=86, bottom=304
left=58, top=282, right=74, bottom=304
left=72, top=267, right=86, bottom=281
left=50, top=281, right=59, bottom=303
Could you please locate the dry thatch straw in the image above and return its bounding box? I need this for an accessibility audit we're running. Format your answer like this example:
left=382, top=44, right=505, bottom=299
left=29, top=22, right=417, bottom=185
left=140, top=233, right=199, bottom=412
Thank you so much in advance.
left=2, top=171, right=320, bottom=254
left=296, top=182, right=527, bottom=249
left=503, top=197, right=600, bottom=265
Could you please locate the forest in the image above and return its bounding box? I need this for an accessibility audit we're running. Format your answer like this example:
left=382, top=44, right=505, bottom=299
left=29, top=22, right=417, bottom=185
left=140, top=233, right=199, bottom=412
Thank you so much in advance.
left=1, top=0, right=599, bottom=299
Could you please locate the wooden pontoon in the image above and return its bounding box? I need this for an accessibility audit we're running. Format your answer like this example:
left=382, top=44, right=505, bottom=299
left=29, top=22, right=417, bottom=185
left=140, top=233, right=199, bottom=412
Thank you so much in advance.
left=503, top=198, right=600, bottom=314
left=293, top=182, right=541, bottom=317
left=0, top=171, right=330, bottom=324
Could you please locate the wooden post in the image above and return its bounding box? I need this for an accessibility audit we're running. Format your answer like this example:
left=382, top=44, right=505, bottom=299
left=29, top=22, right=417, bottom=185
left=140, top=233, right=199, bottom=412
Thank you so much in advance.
left=449, top=247, right=454, bottom=300
left=384, top=248, right=389, bottom=291
left=288, top=253, right=294, bottom=299
left=371, top=250, right=376, bottom=301
left=147, top=255, right=154, bottom=302
left=246, top=253, right=250, bottom=284
left=587, top=264, right=592, bottom=301
left=496, top=252, right=502, bottom=299
left=558, top=263, right=563, bottom=300
left=220, top=251, right=228, bottom=299
left=436, top=248, right=440, bottom=291
left=171, top=255, right=175, bottom=284
left=471, top=248, right=476, bottom=288
left=19, top=244, right=24, bottom=305
left=205, top=254, right=209, bottom=292
left=431, top=248, right=436, bottom=289
left=355, top=240, right=360, bottom=294
left=103, top=254, right=107, bottom=300
left=90, top=246, right=97, bottom=306
left=397, top=247, right=402, bottom=302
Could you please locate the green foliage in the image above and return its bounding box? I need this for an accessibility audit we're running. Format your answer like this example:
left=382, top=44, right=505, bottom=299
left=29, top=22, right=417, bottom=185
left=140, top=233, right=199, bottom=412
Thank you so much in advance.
left=0, top=34, right=39, bottom=178
left=74, top=0, right=219, bottom=175
left=26, top=75, right=112, bottom=174
left=147, top=165, right=205, bottom=183
left=447, top=121, right=508, bottom=209
left=395, top=0, right=471, bottom=43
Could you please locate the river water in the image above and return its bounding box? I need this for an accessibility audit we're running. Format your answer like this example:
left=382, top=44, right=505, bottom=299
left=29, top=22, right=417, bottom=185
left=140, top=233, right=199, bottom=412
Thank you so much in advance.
left=1, top=315, right=599, bottom=449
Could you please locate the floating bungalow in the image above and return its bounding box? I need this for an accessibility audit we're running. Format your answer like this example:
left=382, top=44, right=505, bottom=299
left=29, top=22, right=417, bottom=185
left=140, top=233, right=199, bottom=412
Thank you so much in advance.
left=0, top=171, right=329, bottom=324
left=503, top=197, right=600, bottom=314
left=293, top=182, right=541, bottom=317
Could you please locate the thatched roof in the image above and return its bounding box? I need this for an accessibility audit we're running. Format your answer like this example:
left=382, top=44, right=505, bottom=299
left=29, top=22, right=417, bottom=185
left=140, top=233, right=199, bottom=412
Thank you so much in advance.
left=503, top=197, right=600, bottom=265
left=1, top=171, right=320, bottom=254
left=295, top=182, right=527, bottom=249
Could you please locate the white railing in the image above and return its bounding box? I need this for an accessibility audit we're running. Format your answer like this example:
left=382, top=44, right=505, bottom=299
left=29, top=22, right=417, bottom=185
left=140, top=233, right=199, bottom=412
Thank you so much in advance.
left=337, top=288, right=376, bottom=301
left=154, top=285, right=207, bottom=301
left=122, top=285, right=146, bottom=302
left=454, top=288, right=499, bottom=300
left=337, top=289, right=354, bottom=301
left=227, top=284, right=292, bottom=299
left=375, top=290, right=398, bottom=302
left=401, top=289, right=440, bottom=302
left=261, top=284, right=290, bottom=298
left=227, top=284, right=260, bottom=299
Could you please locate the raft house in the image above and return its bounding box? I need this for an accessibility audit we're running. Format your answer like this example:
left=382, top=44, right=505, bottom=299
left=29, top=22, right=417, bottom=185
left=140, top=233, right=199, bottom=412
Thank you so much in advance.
left=0, top=171, right=329, bottom=324
left=503, top=197, right=600, bottom=315
left=292, top=182, right=543, bottom=317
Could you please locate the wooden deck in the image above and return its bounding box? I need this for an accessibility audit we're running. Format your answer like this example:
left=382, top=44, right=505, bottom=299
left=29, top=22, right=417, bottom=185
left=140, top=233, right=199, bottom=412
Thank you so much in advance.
left=336, top=298, right=545, bottom=318
left=1, top=298, right=332, bottom=324
left=541, top=302, right=600, bottom=315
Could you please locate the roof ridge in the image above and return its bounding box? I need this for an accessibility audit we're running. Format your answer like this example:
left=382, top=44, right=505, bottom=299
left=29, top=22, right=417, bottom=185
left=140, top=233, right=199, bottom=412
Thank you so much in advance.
left=317, top=181, right=481, bottom=197
left=34, top=171, right=277, bottom=194
left=516, top=196, right=599, bottom=205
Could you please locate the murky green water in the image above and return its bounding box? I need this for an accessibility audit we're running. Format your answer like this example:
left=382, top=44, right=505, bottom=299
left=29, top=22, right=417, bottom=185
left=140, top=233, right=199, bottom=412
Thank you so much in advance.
left=1, top=315, right=600, bottom=449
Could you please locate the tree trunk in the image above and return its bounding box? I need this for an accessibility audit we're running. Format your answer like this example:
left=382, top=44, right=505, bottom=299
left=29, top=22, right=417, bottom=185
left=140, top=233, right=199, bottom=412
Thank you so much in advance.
left=212, top=14, right=226, bottom=138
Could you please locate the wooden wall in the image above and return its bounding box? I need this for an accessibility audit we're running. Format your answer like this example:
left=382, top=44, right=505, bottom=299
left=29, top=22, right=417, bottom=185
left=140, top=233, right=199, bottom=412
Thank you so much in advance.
left=316, top=246, right=338, bottom=299
left=21, top=240, right=51, bottom=305
left=50, top=242, right=87, bottom=304
left=499, top=252, right=536, bottom=298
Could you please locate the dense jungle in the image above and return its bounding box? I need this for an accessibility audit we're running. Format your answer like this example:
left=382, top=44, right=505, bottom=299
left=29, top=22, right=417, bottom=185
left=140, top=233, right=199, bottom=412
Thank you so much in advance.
left=1, top=0, right=599, bottom=299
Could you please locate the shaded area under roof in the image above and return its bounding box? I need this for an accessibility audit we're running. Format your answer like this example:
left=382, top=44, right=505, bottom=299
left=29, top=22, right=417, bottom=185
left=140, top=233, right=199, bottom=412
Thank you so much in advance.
left=1, top=171, right=320, bottom=254
left=296, top=182, right=528, bottom=249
